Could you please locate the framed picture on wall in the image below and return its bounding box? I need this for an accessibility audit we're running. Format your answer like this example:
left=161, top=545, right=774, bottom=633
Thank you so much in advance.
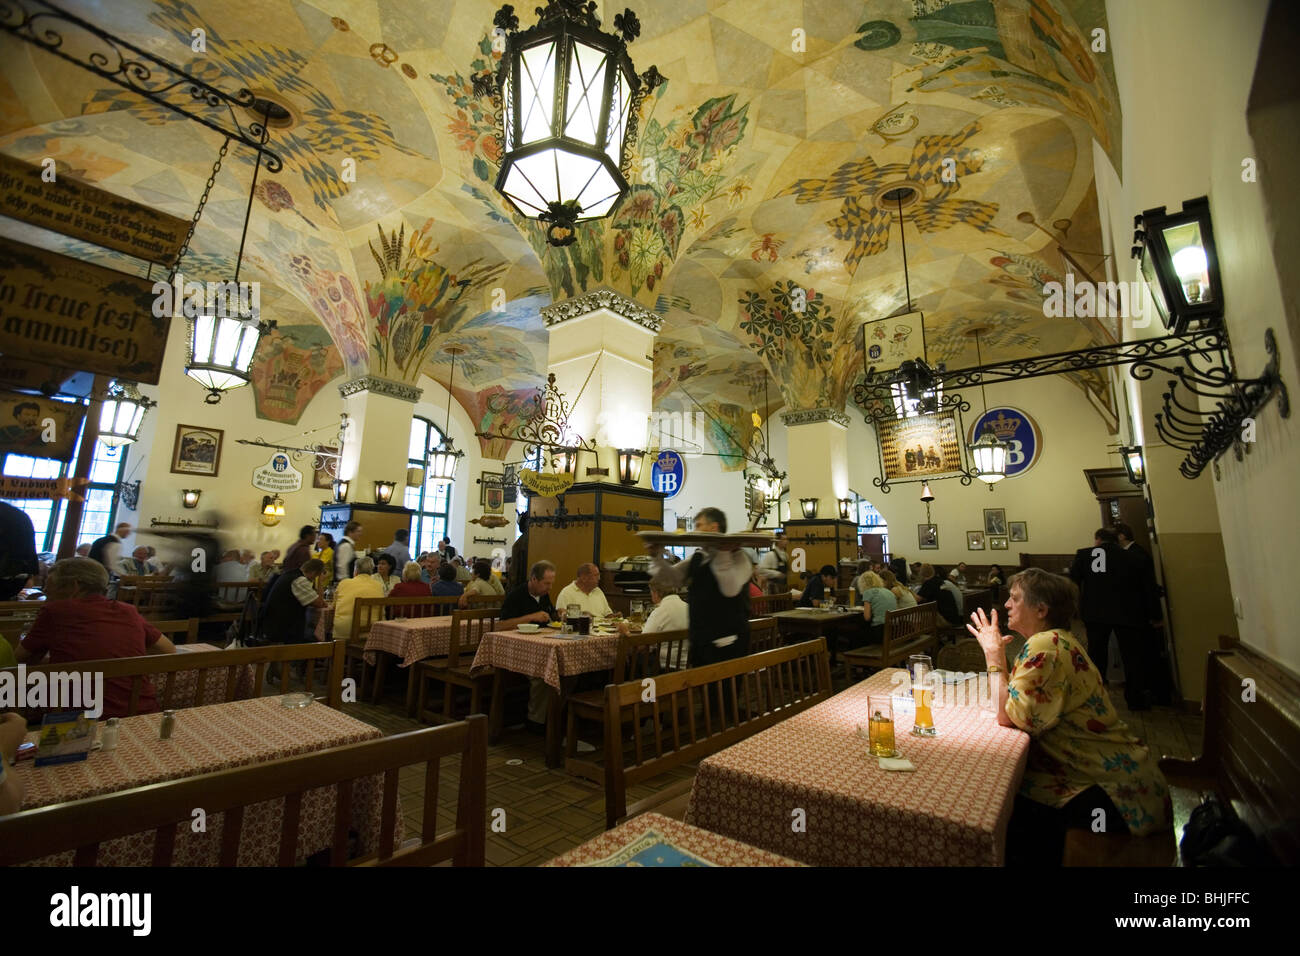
left=967, top=531, right=985, bottom=550
left=988, top=535, right=1009, bottom=551
left=918, top=524, right=939, bottom=549
left=983, top=508, right=1007, bottom=536
left=170, top=425, right=223, bottom=477
left=312, top=446, right=338, bottom=489
left=1008, top=521, right=1028, bottom=542
left=479, top=471, right=503, bottom=506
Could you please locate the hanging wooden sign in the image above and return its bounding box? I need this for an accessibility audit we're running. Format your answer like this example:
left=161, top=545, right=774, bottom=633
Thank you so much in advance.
left=0, top=390, right=86, bottom=461
left=0, top=236, right=170, bottom=384
left=0, top=154, right=189, bottom=265
left=0, top=476, right=91, bottom=501
left=518, top=468, right=574, bottom=497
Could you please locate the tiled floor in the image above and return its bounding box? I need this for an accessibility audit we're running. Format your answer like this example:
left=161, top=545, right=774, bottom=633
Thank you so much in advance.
left=318, top=668, right=1205, bottom=867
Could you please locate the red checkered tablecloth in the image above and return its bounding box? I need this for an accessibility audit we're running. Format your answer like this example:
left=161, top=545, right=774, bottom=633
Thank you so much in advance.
left=684, top=669, right=1029, bottom=867
left=544, top=812, right=804, bottom=867
left=469, top=629, right=619, bottom=691
left=14, top=696, right=398, bottom=866
left=364, top=616, right=454, bottom=667
left=163, top=643, right=257, bottom=708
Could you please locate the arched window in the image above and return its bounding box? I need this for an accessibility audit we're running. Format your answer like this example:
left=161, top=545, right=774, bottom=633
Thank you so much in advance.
left=406, top=416, right=452, bottom=554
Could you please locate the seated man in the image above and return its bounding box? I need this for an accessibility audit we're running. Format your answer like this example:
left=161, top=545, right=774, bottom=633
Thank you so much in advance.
left=118, top=545, right=158, bottom=578
left=430, top=562, right=465, bottom=596
left=497, top=561, right=559, bottom=733
left=17, top=557, right=176, bottom=718
left=554, top=562, right=613, bottom=618
left=259, top=557, right=326, bottom=645
left=333, top=556, right=385, bottom=640
left=797, top=565, right=839, bottom=608
left=214, top=548, right=250, bottom=601
left=248, top=551, right=278, bottom=583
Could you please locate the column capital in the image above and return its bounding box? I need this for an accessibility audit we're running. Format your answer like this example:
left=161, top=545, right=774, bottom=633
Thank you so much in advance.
left=541, top=287, right=662, bottom=333
left=338, top=375, right=423, bottom=403
left=780, top=407, right=850, bottom=428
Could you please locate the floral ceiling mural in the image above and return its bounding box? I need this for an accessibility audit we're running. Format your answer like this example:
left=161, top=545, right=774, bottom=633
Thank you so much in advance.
left=249, top=324, right=344, bottom=424
left=0, top=0, right=1126, bottom=459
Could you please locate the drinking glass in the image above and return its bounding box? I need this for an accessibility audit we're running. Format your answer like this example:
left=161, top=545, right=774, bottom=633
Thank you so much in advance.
left=576, top=611, right=592, bottom=636
left=867, top=694, right=897, bottom=757
left=564, top=603, right=581, bottom=634
left=909, top=654, right=937, bottom=737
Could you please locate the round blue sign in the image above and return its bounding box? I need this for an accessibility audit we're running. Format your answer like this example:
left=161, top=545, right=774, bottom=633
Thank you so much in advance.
left=652, top=450, right=685, bottom=499
left=967, top=406, right=1041, bottom=478
left=272, top=454, right=289, bottom=472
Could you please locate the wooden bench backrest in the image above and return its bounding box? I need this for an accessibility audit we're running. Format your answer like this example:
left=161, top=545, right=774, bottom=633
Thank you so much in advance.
left=613, top=628, right=691, bottom=682
left=116, top=575, right=176, bottom=610
left=751, top=593, right=794, bottom=616
left=2, top=640, right=349, bottom=712
left=447, top=608, right=501, bottom=667
left=602, top=639, right=833, bottom=827
left=748, top=617, right=781, bottom=652
left=0, top=715, right=487, bottom=867
left=150, top=618, right=200, bottom=644
left=882, top=601, right=938, bottom=655
left=1162, top=644, right=1300, bottom=865
left=348, top=596, right=461, bottom=642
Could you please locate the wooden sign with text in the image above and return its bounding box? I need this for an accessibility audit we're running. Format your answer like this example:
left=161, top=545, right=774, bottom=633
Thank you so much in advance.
left=0, top=476, right=90, bottom=501
left=518, top=469, right=574, bottom=498
left=0, top=154, right=188, bottom=265
left=0, top=236, right=171, bottom=384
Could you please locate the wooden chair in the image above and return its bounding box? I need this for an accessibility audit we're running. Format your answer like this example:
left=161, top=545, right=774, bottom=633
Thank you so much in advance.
left=115, top=575, right=176, bottom=614
left=2, top=640, right=350, bottom=714
left=750, top=593, right=793, bottom=616
left=151, top=618, right=200, bottom=645
left=603, top=638, right=834, bottom=828
left=748, top=617, right=781, bottom=652
left=414, top=607, right=500, bottom=725
left=0, top=716, right=488, bottom=867
left=842, top=602, right=939, bottom=681
left=563, top=628, right=691, bottom=781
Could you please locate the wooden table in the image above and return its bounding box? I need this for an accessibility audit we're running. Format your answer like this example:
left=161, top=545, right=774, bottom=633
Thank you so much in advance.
left=544, top=812, right=804, bottom=867
left=364, top=616, right=454, bottom=713
left=769, top=607, right=861, bottom=647
left=470, top=628, right=620, bottom=769
left=684, top=669, right=1030, bottom=866
left=13, top=696, right=396, bottom=866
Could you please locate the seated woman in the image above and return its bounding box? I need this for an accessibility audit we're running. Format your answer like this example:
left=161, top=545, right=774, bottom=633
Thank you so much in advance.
left=16, top=557, right=176, bottom=718
left=430, top=562, right=464, bottom=597
left=918, top=565, right=962, bottom=626
left=986, top=563, right=1006, bottom=586
left=334, top=556, right=385, bottom=641
left=371, top=553, right=401, bottom=596
left=880, top=568, right=917, bottom=608
left=856, top=571, right=897, bottom=643
left=389, top=561, right=431, bottom=616
left=618, top=572, right=689, bottom=667
left=967, top=568, right=1171, bottom=865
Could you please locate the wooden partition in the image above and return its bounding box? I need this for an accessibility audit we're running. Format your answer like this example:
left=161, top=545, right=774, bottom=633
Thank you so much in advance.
left=528, top=482, right=665, bottom=579
left=783, top=518, right=857, bottom=591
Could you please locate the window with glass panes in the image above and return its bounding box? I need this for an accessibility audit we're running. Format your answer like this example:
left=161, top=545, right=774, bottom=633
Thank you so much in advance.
left=406, top=416, right=452, bottom=555
left=856, top=495, right=888, bottom=556
left=2, top=399, right=130, bottom=555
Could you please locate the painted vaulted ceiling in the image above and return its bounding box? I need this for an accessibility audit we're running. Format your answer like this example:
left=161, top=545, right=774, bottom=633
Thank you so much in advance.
left=0, top=0, right=1123, bottom=457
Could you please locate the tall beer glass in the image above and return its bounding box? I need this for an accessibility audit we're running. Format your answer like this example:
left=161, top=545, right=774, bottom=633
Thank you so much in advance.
left=909, top=654, right=938, bottom=737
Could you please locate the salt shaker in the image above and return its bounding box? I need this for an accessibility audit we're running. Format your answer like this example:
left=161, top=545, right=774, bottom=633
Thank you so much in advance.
left=101, top=717, right=120, bottom=752
left=159, top=710, right=176, bottom=740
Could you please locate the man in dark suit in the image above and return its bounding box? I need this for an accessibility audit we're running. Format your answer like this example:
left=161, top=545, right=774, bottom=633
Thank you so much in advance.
left=1113, top=522, right=1169, bottom=708
left=1069, top=528, right=1124, bottom=683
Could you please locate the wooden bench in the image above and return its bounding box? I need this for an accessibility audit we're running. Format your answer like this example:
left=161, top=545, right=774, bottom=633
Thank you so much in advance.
left=1065, top=640, right=1299, bottom=867
left=602, top=638, right=834, bottom=828
left=842, top=602, right=939, bottom=680
left=2, top=640, right=350, bottom=714
left=414, top=607, right=501, bottom=725
left=0, top=715, right=487, bottom=867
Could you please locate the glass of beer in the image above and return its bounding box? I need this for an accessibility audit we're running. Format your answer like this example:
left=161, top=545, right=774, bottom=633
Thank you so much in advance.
left=867, top=694, right=897, bottom=757
left=563, top=603, right=581, bottom=634
left=909, top=654, right=937, bottom=737
left=576, top=610, right=592, bottom=636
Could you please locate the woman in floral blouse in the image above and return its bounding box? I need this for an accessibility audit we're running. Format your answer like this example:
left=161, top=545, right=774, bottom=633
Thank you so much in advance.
left=967, top=567, right=1170, bottom=865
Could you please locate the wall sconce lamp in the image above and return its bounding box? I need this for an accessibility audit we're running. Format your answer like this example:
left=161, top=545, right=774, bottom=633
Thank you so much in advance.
left=799, top=497, right=819, bottom=519
left=1120, top=445, right=1146, bottom=485
left=181, top=489, right=201, bottom=509
left=837, top=497, right=853, bottom=520
left=260, top=494, right=285, bottom=527
left=555, top=447, right=581, bottom=476
left=373, top=479, right=396, bottom=505
left=332, top=477, right=350, bottom=503
left=1132, top=196, right=1222, bottom=334
left=617, top=448, right=645, bottom=485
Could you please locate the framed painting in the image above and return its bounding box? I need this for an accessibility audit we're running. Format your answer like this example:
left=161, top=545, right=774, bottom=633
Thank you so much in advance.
left=988, top=535, right=1009, bottom=551
left=479, top=471, right=504, bottom=507
left=967, top=531, right=985, bottom=551
left=312, top=446, right=338, bottom=489
left=983, top=508, right=1007, bottom=536
left=878, top=410, right=964, bottom=481
left=1009, top=521, right=1028, bottom=542
left=918, top=524, right=938, bottom=550
left=170, top=425, right=223, bottom=477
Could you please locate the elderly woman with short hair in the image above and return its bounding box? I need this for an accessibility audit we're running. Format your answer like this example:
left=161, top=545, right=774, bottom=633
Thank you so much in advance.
left=967, top=567, right=1170, bottom=865
left=17, top=557, right=175, bottom=718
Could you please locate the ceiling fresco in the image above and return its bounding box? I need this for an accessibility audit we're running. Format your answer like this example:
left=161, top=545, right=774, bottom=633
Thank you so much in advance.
left=0, top=0, right=1123, bottom=457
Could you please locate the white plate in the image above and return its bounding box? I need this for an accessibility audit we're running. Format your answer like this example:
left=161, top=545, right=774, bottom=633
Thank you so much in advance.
left=517, top=624, right=541, bottom=633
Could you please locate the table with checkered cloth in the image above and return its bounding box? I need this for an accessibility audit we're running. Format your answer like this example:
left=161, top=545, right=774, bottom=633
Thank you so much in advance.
left=544, top=812, right=805, bottom=867
left=166, top=643, right=257, bottom=707
left=13, top=696, right=399, bottom=866
left=684, top=669, right=1030, bottom=866
left=363, top=616, right=454, bottom=667
left=468, top=629, right=620, bottom=691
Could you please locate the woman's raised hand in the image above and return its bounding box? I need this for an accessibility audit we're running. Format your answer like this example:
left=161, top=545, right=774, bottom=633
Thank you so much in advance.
left=966, top=607, right=1009, bottom=659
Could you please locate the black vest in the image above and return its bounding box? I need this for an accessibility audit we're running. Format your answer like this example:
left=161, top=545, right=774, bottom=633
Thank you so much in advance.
left=685, top=552, right=750, bottom=666
left=260, top=568, right=312, bottom=644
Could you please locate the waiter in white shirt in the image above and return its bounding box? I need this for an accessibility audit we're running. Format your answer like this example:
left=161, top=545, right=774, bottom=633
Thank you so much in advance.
left=648, top=507, right=752, bottom=666
left=554, top=563, right=614, bottom=618
left=755, top=531, right=790, bottom=592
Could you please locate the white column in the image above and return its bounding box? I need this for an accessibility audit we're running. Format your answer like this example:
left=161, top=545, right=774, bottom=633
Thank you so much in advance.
left=337, top=376, right=422, bottom=500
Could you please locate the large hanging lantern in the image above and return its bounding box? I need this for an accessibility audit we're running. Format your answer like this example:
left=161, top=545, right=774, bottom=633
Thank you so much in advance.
left=428, top=346, right=466, bottom=485
left=970, top=423, right=1009, bottom=484
left=98, top=381, right=155, bottom=448
left=186, top=306, right=267, bottom=404
left=489, top=2, right=659, bottom=246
